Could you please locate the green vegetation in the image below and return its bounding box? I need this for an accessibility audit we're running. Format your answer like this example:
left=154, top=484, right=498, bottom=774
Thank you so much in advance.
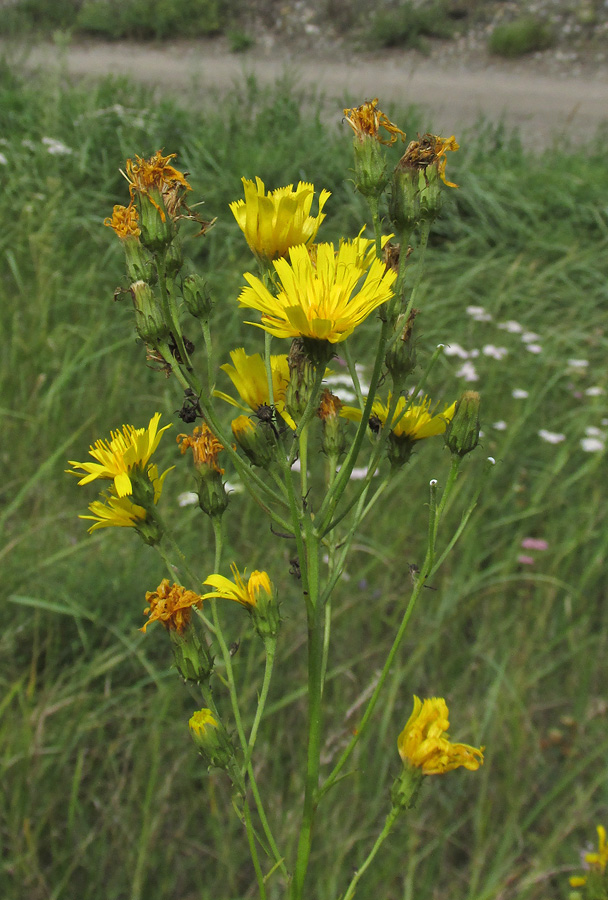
left=488, top=16, right=555, bottom=58
left=2, top=59, right=608, bottom=900
left=227, top=27, right=256, bottom=52
left=369, top=0, right=453, bottom=52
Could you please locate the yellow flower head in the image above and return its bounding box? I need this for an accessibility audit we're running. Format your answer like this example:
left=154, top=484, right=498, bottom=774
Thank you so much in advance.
left=104, top=202, right=141, bottom=238
left=67, top=413, right=172, bottom=498
left=343, top=98, right=406, bottom=145
left=123, top=150, right=191, bottom=220
left=342, top=394, right=456, bottom=440
left=398, top=696, right=484, bottom=775
left=230, top=176, right=331, bottom=262
left=189, top=708, right=219, bottom=737
left=79, top=463, right=169, bottom=533
left=215, top=347, right=291, bottom=414
left=398, top=133, right=460, bottom=188
left=141, top=579, right=203, bottom=633
left=238, top=239, right=397, bottom=344
left=176, top=424, right=225, bottom=473
left=202, top=563, right=273, bottom=609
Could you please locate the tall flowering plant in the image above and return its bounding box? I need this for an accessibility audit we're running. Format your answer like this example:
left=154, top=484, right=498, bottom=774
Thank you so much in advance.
left=68, top=111, right=490, bottom=898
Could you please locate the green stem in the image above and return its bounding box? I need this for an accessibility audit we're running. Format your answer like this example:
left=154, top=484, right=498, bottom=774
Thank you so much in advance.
left=157, top=250, right=190, bottom=369
left=243, top=801, right=267, bottom=900
left=403, top=220, right=430, bottom=321
left=201, top=319, right=215, bottom=392
left=366, top=195, right=382, bottom=257
left=290, top=526, right=323, bottom=900
left=319, top=464, right=462, bottom=798
left=244, top=638, right=276, bottom=768
left=341, top=806, right=401, bottom=900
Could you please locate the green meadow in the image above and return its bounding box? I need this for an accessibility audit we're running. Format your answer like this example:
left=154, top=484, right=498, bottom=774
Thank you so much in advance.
left=1, top=58, right=607, bottom=900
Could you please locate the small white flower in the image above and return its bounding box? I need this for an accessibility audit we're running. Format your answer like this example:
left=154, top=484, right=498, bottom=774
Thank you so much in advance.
left=466, top=305, right=492, bottom=321
left=521, top=332, right=541, bottom=343
left=584, top=426, right=604, bottom=437
left=336, top=388, right=358, bottom=403
left=0, top=152, right=7, bottom=166
left=512, top=388, right=529, bottom=399
left=538, top=429, right=566, bottom=444
left=526, top=344, right=543, bottom=354
left=493, top=421, right=507, bottom=431
left=443, top=342, right=470, bottom=359
left=497, top=320, right=524, bottom=333
left=325, top=374, right=353, bottom=386
left=349, top=466, right=379, bottom=480
left=581, top=437, right=605, bottom=452
left=482, top=344, right=508, bottom=360
left=585, top=386, right=604, bottom=396
left=455, top=361, right=479, bottom=382
left=42, top=136, right=73, bottom=156
left=177, top=491, right=198, bottom=507
left=469, top=349, right=480, bottom=358
left=224, top=480, right=244, bottom=494
left=567, top=359, right=589, bottom=369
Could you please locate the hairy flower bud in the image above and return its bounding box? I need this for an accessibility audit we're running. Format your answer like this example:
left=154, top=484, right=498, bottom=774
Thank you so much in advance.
left=444, top=391, right=481, bottom=457
left=189, top=709, right=234, bottom=769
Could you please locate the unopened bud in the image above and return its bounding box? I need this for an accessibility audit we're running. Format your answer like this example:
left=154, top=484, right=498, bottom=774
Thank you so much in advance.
left=130, top=280, right=169, bottom=344
left=444, top=391, right=481, bottom=457
left=183, top=273, right=213, bottom=321
left=317, top=389, right=346, bottom=460
left=232, top=415, right=275, bottom=468
left=249, top=572, right=281, bottom=641
left=286, top=338, right=317, bottom=421
left=352, top=136, right=389, bottom=199
left=385, top=310, right=418, bottom=382
left=170, top=624, right=214, bottom=683
left=137, top=187, right=175, bottom=251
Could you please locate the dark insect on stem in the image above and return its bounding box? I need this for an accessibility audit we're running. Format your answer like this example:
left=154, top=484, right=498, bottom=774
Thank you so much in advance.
left=176, top=388, right=203, bottom=423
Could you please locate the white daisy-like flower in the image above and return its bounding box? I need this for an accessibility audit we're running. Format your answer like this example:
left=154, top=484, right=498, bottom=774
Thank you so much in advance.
left=455, top=361, right=479, bottom=382
left=443, top=342, right=470, bottom=359
left=466, top=305, right=492, bottom=321
left=585, top=386, right=604, bottom=396
left=42, top=136, right=73, bottom=156
left=521, top=332, right=541, bottom=343
left=585, top=426, right=604, bottom=437
left=493, top=421, right=507, bottom=431
left=497, top=320, right=523, bottom=333
left=482, top=344, right=508, bottom=360
left=538, top=429, right=566, bottom=444
left=581, top=437, right=605, bottom=452
left=526, top=344, right=543, bottom=354
left=512, top=389, right=529, bottom=399
left=567, top=359, right=589, bottom=369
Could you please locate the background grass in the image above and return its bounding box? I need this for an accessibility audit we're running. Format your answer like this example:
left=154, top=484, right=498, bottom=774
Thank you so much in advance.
left=1, top=57, right=608, bottom=900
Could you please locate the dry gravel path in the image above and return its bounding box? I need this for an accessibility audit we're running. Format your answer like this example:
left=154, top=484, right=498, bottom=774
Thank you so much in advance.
left=10, top=38, right=608, bottom=150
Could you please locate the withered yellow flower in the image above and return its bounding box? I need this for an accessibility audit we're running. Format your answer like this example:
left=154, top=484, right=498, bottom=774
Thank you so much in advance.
left=202, top=563, right=273, bottom=609
left=239, top=239, right=396, bottom=344
left=104, top=202, right=141, bottom=238
left=343, top=98, right=405, bottom=145
left=342, top=394, right=456, bottom=440
left=177, top=424, right=225, bottom=473
left=398, top=696, right=484, bottom=775
left=123, top=150, right=191, bottom=220
left=67, top=413, right=172, bottom=498
left=141, top=579, right=203, bottom=633
left=229, top=176, right=330, bottom=261
left=80, top=463, right=168, bottom=533
left=399, top=133, right=460, bottom=187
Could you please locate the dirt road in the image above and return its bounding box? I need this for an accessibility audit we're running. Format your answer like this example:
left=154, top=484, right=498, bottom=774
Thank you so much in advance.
left=11, top=38, right=608, bottom=150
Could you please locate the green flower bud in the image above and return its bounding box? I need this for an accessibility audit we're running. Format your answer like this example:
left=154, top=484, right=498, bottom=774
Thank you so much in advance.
left=444, top=391, right=481, bottom=457
left=232, top=415, right=275, bottom=468
left=182, top=273, right=213, bottom=321
left=137, top=187, right=175, bottom=251
left=170, top=624, right=214, bottom=683
left=130, top=280, right=169, bottom=344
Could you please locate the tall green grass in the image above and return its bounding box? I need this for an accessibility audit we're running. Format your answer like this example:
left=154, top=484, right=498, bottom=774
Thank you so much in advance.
left=1, top=59, right=608, bottom=900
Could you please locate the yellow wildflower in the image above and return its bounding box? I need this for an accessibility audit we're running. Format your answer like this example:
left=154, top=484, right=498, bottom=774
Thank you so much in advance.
left=239, top=239, right=396, bottom=344
left=398, top=696, right=484, bottom=775
left=141, top=579, right=203, bottom=633
left=202, top=563, right=273, bottom=608
left=176, top=424, right=225, bottom=473
left=399, top=133, right=460, bottom=188
left=342, top=394, right=456, bottom=440
left=569, top=825, right=608, bottom=890
left=104, top=202, right=141, bottom=238
left=80, top=463, right=169, bottom=533
left=343, top=98, right=405, bottom=145
left=229, top=176, right=330, bottom=262
left=67, top=413, right=172, bottom=498
left=214, top=348, right=295, bottom=430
